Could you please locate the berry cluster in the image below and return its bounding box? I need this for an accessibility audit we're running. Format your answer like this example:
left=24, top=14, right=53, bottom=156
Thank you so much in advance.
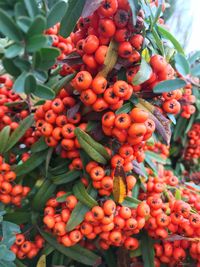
left=181, top=85, right=196, bottom=119
left=11, top=233, right=44, bottom=260
left=0, top=156, right=30, bottom=206
left=43, top=192, right=149, bottom=251
left=146, top=141, right=169, bottom=159
left=184, top=123, right=200, bottom=160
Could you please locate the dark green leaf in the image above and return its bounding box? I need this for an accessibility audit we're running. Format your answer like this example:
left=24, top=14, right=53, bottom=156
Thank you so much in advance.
left=23, top=0, right=39, bottom=19
left=153, top=78, right=187, bottom=93
left=31, top=137, right=48, bottom=153
left=0, top=9, right=23, bottom=41
left=26, top=35, right=48, bottom=53
left=14, top=2, right=28, bottom=17
left=34, top=47, right=60, bottom=70
left=185, top=114, right=195, bottom=134
left=152, top=27, right=165, bottom=56
left=13, top=57, right=31, bottom=72
left=73, top=182, right=98, bottom=208
left=173, top=116, right=187, bottom=141
left=47, top=0, right=68, bottom=28
left=4, top=212, right=31, bottom=224
left=45, top=147, right=54, bottom=175
left=16, top=16, right=32, bottom=33
left=14, top=151, right=47, bottom=176
left=24, top=73, right=36, bottom=94
left=174, top=53, right=190, bottom=76
left=5, top=115, right=34, bottom=152
left=130, top=247, right=142, bottom=257
left=59, top=0, right=86, bottom=37
left=0, top=126, right=10, bottom=153
left=145, top=150, right=166, bottom=164
left=66, top=186, right=97, bottom=232
left=144, top=153, right=158, bottom=174
left=27, top=15, right=46, bottom=36
left=141, top=231, right=155, bottom=267
left=56, top=192, right=71, bottom=203
left=52, top=73, right=75, bottom=94
left=33, top=183, right=56, bottom=211
left=2, top=58, right=21, bottom=76
left=34, top=84, right=55, bottom=99
left=122, top=196, right=141, bottom=208
left=132, top=59, right=152, bottom=85
left=115, top=102, right=133, bottom=115
left=39, top=230, right=101, bottom=266
left=132, top=181, right=140, bottom=198
left=157, top=25, right=185, bottom=55
left=128, top=0, right=140, bottom=25
left=5, top=43, right=24, bottom=58
left=52, top=170, right=81, bottom=185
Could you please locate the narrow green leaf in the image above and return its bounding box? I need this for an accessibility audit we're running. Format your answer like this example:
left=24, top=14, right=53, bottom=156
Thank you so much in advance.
left=115, top=102, right=133, bottom=115
left=185, top=114, right=195, bottom=134
left=24, top=73, right=36, bottom=94
left=122, top=196, right=141, bottom=208
left=45, top=147, right=54, bottom=175
left=66, top=186, right=97, bottom=232
left=14, top=151, right=47, bottom=176
left=39, top=230, right=101, bottom=266
left=145, top=151, right=166, bottom=164
left=0, top=126, right=10, bottom=153
left=34, top=84, right=55, bottom=100
left=153, top=78, right=187, bottom=93
left=152, top=27, right=165, bottom=56
left=175, top=189, right=181, bottom=200
left=52, top=73, right=75, bottom=94
left=73, top=182, right=98, bottom=208
left=31, top=137, right=48, bottom=153
left=152, top=5, right=162, bottom=27
left=26, top=35, right=48, bottom=53
left=173, top=116, right=187, bottom=141
left=132, top=182, right=140, bottom=198
left=141, top=231, right=155, bottom=267
left=27, top=15, right=46, bottom=36
left=52, top=170, right=81, bottom=185
left=23, top=0, right=39, bottom=19
left=157, top=25, right=185, bottom=55
left=5, top=43, right=24, bottom=58
left=47, top=0, right=68, bottom=28
left=4, top=212, right=31, bottom=224
left=174, top=53, right=190, bottom=76
left=5, top=115, right=34, bottom=152
left=13, top=71, right=26, bottom=93
left=59, top=0, right=86, bottom=37
left=130, top=247, right=142, bottom=257
left=132, top=59, right=152, bottom=85
left=0, top=9, right=23, bottom=41
left=56, top=192, right=71, bottom=203
left=144, top=154, right=158, bottom=174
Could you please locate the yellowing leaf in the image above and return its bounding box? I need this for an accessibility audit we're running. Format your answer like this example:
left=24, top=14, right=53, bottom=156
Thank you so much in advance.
left=36, top=255, right=46, bottom=267
left=113, top=165, right=127, bottom=204
left=97, top=40, right=118, bottom=78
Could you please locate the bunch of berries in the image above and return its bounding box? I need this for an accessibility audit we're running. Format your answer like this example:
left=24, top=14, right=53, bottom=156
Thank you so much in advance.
left=184, top=123, right=200, bottom=160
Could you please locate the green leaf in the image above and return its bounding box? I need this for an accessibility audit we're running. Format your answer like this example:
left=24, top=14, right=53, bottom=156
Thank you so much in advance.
left=144, top=154, right=158, bottom=174
left=13, top=151, right=47, bottom=176
left=56, top=192, right=71, bottom=203
left=0, top=245, right=15, bottom=261
left=13, top=71, right=26, bottom=93
left=66, top=186, right=97, bottom=232
left=128, top=0, right=140, bottom=25
left=122, top=196, right=141, bottom=208
left=47, top=0, right=68, bottom=28
left=45, top=147, right=54, bottom=175
left=174, top=53, right=190, bottom=76
left=141, top=231, right=155, bottom=267
left=153, top=78, right=187, bottom=93
left=34, top=84, right=55, bottom=100
left=115, top=102, right=133, bottom=115
left=185, top=114, right=195, bottom=134
left=16, top=16, right=32, bottom=33
left=175, top=189, right=181, bottom=200
left=157, top=25, right=185, bottom=55
left=13, top=57, right=31, bottom=72
left=24, top=73, right=36, bottom=94
left=191, top=64, right=200, bottom=77
left=52, top=170, right=81, bottom=185
left=27, top=15, right=46, bottom=36
left=0, top=126, right=10, bottom=153
left=5, top=43, right=24, bottom=58
left=52, top=73, right=75, bottom=94
left=132, top=182, right=140, bottom=198
left=73, top=182, right=98, bottom=208
left=14, top=2, right=28, bottom=17
left=5, top=115, right=34, bottom=152
left=0, top=9, right=23, bottom=41
left=132, top=59, right=152, bottom=85
left=145, top=151, right=166, bottom=164
left=2, top=58, right=21, bottom=76
left=130, top=247, right=142, bottom=257
left=4, top=212, right=31, bottom=224
left=188, top=51, right=200, bottom=64
left=23, top=0, right=39, bottom=19
left=34, top=47, right=60, bottom=70
left=152, top=27, right=165, bottom=56
left=31, top=137, right=48, bottom=153
left=59, top=0, right=86, bottom=37
left=152, top=5, right=162, bottom=27
left=39, top=230, right=101, bottom=266
left=26, top=35, right=48, bottom=53
left=173, top=116, right=187, bottom=141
